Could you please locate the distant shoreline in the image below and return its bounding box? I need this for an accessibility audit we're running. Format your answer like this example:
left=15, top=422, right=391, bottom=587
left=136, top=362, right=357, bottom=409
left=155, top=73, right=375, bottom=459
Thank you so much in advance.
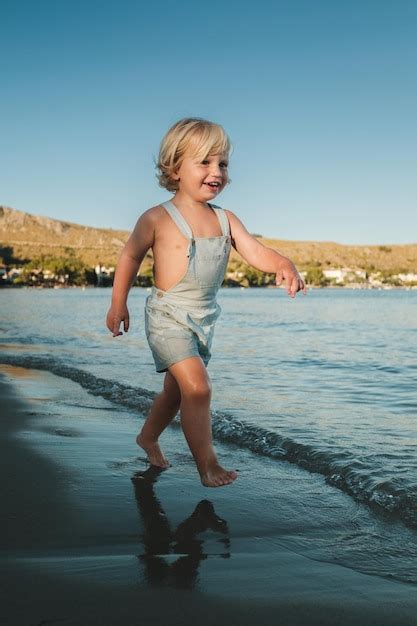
left=1, top=283, right=416, bottom=291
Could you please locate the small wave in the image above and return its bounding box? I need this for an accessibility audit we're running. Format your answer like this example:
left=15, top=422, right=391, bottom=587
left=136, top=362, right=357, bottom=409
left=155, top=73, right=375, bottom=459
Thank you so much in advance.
left=0, top=353, right=156, bottom=414
left=41, top=426, right=83, bottom=438
left=209, top=410, right=417, bottom=529
left=0, top=336, right=68, bottom=347
left=1, top=353, right=416, bottom=529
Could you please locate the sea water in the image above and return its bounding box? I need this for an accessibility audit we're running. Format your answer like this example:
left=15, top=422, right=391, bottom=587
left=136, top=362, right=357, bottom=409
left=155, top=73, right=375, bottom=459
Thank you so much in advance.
left=1, top=286, right=417, bottom=581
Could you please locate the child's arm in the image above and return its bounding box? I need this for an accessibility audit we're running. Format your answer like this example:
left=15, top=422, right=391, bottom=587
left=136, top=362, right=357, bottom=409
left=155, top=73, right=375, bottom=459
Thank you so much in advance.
left=106, top=210, right=156, bottom=337
left=226, top=210, right=307, bottom=297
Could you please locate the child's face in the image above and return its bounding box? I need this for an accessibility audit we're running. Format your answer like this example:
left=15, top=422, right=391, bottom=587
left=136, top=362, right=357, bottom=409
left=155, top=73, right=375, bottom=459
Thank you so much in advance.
left=172, top=150, right=229, bottom=200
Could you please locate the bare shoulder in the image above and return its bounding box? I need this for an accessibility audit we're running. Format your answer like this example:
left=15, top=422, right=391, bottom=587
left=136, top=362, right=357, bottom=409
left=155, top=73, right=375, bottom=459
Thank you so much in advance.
left=129, top=203, right=167, bottom=235
left=223, top=208, right=263, bottom=254
left=224, top=208, right=237, bottom=221
left=224, top=207, right=250, bottom=233
left=223, top=208, right=246, bottom=228
left=123, top=204, right=166, bottom=260
left=136, top=203, right=165, bottom=226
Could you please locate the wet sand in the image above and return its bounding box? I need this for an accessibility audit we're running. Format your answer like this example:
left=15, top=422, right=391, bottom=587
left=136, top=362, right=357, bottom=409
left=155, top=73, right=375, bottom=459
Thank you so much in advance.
left=1, top=364, right=417, bottom=626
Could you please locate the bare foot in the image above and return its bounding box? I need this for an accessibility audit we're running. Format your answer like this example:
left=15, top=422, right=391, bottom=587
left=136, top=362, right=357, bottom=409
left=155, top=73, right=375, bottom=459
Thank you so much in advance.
left=136, top=433, right=170, bottom=469
left=199, top=463, right=238, bottom=487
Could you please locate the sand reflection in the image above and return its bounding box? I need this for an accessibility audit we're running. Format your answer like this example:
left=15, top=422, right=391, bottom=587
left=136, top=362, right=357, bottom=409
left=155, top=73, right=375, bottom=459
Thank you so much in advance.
left=131, top=466, right=230, bottom=589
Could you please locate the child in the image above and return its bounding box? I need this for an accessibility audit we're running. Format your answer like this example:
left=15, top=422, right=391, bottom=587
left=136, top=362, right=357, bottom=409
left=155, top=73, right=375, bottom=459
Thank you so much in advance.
left=106, top=117, right=306, bottom=488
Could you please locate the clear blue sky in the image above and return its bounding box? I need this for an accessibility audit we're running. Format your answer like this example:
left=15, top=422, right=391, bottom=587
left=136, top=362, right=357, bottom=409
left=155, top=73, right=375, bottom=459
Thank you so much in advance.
left=1, top=0, right=416, bottom=244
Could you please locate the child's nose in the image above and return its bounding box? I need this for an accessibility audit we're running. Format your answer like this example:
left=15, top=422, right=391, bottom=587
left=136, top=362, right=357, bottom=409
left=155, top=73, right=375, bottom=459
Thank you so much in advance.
left=210, top=164, right=222, bottom=176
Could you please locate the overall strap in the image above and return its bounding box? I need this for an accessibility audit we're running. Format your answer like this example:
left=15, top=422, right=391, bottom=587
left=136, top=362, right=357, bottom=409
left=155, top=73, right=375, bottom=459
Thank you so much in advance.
left=211, top=205, right=230, bottom=237
left=162, top=200, right=193, bottom=240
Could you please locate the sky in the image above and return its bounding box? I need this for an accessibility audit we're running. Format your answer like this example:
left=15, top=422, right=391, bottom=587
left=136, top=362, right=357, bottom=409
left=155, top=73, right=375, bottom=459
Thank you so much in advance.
left=1, top=0, right=416, bottom=245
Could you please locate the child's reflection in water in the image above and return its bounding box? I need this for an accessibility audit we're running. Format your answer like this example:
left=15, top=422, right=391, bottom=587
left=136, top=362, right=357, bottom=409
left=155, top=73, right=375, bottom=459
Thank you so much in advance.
left=131, top=466, right=230, bottom=589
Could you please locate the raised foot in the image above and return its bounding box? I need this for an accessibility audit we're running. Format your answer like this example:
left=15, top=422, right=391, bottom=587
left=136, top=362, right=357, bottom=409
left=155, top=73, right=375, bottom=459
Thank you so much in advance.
left=136, top=433, right=170, bottom=469
left=200, top=464, right=238, bottom=488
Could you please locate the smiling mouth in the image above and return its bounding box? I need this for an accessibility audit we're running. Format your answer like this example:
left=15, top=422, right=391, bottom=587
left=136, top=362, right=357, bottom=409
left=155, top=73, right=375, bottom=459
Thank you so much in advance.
left=204, top=182, right=221, bottom=189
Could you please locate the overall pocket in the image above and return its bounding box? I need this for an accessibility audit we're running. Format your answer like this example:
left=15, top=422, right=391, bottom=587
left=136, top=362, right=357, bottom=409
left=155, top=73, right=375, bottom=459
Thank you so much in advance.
left=195, top=239, right=231, bottom=288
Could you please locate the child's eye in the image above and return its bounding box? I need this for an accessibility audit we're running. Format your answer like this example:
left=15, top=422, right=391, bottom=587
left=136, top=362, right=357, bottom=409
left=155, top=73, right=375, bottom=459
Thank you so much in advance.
left=200, top=160, right=228, bottom=168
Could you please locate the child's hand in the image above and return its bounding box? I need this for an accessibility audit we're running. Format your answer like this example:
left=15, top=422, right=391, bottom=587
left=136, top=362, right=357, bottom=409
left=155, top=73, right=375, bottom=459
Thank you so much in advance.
left=275, top=258, right=307, bottom=298
left=106, top=304, right=130, bottom=337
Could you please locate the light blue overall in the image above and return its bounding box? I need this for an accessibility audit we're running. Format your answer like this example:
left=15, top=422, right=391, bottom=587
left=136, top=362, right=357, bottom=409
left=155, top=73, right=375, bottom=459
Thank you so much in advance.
left=144, top=200, right=232, bottom=373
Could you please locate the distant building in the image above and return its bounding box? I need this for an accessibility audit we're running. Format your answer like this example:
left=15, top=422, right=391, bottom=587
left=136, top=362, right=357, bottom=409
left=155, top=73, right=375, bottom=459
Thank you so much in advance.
left=226, top=271, right=245, bottom=280
left=6, top=267, right=23, bottom=279
left=95, top=263, right=115, bottom=286
left=323, top=269, right=345, bottom=283
left=398, top=273, right=417, bottom=283
left=323, top=268, right=367, bottom=284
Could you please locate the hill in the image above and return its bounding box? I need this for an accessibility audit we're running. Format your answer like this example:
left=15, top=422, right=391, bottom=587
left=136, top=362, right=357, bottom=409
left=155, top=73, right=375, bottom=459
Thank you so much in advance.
left=1, top=205, right=416, bottom=273
left=0, top=206, right=129, bottom=266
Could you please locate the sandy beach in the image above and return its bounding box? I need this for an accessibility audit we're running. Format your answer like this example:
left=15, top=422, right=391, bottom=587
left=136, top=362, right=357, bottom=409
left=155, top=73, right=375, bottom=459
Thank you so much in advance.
left=1, top=363, right=417, bottom=626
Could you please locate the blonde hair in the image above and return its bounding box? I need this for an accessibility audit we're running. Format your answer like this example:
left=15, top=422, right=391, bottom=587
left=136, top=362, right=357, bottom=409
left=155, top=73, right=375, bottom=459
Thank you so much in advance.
left=155, top=117, right=232, bottom=192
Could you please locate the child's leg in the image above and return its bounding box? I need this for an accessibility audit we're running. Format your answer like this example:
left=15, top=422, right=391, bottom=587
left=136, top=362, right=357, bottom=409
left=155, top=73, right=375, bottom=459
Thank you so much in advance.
left=168, top=356, right=238, bottom=488
left=137, top=370, right=181, bottom=468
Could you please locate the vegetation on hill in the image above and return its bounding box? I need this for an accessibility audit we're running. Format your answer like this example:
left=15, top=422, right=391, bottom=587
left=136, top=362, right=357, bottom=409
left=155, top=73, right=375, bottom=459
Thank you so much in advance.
left=1, top=205, right=416, bottom=288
